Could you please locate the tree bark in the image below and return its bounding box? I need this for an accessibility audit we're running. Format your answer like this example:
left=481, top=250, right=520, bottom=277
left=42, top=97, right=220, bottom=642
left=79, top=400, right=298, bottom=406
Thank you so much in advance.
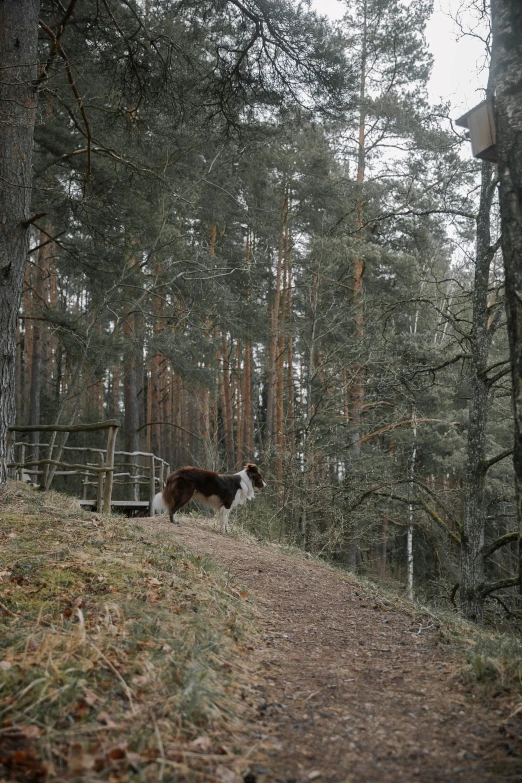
left=242, top=231, right=254, bottom=461
left=351, top=0, right=367, bottom=456
left=267, top=188, right=288, bottom=445
left=27, top=240, right=51, bottom=472
left=490, top=0, right=522, bottom=590
left=460, top=162, right=496, bottom=622
left=123, top=308, right=140, bottom=498
left=221, top=331, right=235, bottom=470
left=0, top=0, right=40, bottom=485
left=236, top=339, right=244, bottom=469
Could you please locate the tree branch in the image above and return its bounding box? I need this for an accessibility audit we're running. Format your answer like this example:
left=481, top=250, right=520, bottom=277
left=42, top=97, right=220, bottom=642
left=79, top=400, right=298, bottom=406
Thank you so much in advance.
left=36, top=0, right=80, bottom=86
left=482, top=531, right=518, bottom=560
left=21, top=213, right=46, bottom=228
left=373, top=492, right=461, bottom=545
left=136, top=421, right=202, bottom=441
left=450, top=582, right=460, bottom=607
left=357, top=418, right=444, bottom=446
left=482, top=448, right=513, bottom=473
left=480, top=577, right=519, bottom=598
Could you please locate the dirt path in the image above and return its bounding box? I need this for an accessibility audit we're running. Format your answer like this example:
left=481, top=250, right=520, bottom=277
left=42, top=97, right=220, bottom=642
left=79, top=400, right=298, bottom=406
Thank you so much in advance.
left=140, top=515, right=522, bottom=783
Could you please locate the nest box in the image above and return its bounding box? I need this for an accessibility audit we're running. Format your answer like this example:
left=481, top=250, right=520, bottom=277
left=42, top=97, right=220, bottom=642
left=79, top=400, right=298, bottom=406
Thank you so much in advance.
left=456, top=99, right=497, bottom=162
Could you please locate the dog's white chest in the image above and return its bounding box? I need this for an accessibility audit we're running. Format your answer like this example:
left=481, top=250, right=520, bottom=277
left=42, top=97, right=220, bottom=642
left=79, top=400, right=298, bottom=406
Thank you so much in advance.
left=230, top=487, right=248, bottom=511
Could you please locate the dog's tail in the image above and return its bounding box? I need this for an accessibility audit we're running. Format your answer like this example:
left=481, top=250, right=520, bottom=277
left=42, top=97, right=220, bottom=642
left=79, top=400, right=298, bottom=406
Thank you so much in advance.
left=152, top=491, right=167, bottom=515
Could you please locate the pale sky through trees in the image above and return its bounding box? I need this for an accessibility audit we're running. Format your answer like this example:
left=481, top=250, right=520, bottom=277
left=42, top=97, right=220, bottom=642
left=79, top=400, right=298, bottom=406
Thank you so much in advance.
left=312, top=0, right=488, bottom=114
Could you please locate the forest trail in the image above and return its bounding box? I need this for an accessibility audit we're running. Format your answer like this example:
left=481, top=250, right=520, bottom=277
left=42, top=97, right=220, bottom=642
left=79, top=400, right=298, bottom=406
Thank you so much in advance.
left=139, top=515, right=522, bottom=783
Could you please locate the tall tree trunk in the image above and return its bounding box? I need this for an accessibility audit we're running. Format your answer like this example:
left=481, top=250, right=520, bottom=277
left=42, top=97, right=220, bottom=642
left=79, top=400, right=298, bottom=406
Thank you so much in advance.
left=219, top=331, right=235, bottom=470
left=460, top=162, right=496, bottom=622
left=22, top=264, right=34, bottom=426
left=243, top=341, right=254, bottom=458
left=286, top=235, right=294, bottom=455
left=407, top=410, right=417, bottom=601
left=276, top=227, right=288, bottom=485
left=28, top=238, right=51, bottom=471
left=351, top=0, right=367, bottom=456
left=0, top=0, right=40, bottom=485
left=123, top=308, right=140, bottom=499
left=173, top=372, right=182, bottom=466
left=491, top=0, right=522, bottom=591
left=267, top=189, right=288, bottom=445
left=242, top=231, right=255, bottom=460
left=236, top=339, right=244, bottom=469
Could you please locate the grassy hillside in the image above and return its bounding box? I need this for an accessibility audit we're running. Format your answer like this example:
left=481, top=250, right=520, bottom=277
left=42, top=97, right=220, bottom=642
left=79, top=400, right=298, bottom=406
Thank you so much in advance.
left=0, top=482, right=258, bottom=782
left=2, top=482, right=522, bottom=782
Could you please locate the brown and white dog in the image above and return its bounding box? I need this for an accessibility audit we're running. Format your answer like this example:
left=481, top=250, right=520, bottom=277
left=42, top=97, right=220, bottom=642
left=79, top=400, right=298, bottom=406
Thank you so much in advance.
left=160, top=463, right=266, bottom=532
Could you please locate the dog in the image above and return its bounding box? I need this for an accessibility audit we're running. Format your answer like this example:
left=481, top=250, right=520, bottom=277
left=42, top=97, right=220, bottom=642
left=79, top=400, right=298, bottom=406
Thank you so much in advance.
left=161, top=463, right=266, bottom=532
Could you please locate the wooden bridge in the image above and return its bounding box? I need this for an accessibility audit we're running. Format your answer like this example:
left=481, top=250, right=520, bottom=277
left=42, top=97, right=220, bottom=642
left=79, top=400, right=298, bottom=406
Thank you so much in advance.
left=7, top=420, right=169, bottom=516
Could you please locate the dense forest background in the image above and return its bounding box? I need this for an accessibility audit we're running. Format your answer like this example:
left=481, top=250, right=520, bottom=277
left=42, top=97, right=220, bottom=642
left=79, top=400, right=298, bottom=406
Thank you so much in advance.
left=11, top=0, right=520, bottom=623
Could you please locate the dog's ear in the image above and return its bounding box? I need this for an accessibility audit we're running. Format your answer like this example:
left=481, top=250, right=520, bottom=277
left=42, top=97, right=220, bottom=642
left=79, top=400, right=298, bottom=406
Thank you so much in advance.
left=245, top=463, right=258, bottom=476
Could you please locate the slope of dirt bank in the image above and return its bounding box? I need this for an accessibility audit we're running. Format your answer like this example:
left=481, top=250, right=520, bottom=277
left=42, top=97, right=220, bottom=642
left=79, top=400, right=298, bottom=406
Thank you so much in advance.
left=141, top=514, right=522, bottom=783
left=0, top=485, right=257, bottom=783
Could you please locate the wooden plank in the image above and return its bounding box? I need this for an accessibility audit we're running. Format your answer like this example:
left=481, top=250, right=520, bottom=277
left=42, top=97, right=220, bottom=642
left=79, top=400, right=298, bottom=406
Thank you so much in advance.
left=112, top=501, right=149, bottom=507
left=102, top=425, right=118, bottom=514
left=159, top=460, right=165, bottom=490
left=97, top=452, right=104, bottom=512
left=7, top=459, right=114, bottom=472
left=18, top=444, right=25, bottom=482
left=79, top=500, right=150, bottom=509
left=8, top=419, right=120, bottom=433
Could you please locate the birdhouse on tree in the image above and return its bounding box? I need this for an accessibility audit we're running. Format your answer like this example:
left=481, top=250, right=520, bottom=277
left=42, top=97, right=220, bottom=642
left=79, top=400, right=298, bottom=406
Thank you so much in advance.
left=456, top=99, right=497, bottom=162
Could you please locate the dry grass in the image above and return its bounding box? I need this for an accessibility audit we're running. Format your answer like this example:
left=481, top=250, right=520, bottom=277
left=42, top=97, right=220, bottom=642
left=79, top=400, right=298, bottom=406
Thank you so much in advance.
left=0, top=482, right=259, bottom=782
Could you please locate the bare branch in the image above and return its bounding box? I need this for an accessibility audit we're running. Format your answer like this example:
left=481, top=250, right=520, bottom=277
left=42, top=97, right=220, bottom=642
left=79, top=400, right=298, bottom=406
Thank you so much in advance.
left=482, top=448, right=513, bottom=473
left=482, top=531, right=518, bottom=560
left=480, top=577, right=519, bottom=598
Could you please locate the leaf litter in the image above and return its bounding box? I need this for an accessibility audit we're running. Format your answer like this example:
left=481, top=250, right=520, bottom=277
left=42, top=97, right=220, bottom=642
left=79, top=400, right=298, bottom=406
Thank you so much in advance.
left=0, top=482, right=258, bottom=782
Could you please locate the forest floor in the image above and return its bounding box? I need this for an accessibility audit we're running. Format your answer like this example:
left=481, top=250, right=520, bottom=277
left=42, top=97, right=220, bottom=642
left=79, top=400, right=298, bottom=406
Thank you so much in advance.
left=2, top=483, right=522, bottom=783
left=140, top=513, right=522, bottom=783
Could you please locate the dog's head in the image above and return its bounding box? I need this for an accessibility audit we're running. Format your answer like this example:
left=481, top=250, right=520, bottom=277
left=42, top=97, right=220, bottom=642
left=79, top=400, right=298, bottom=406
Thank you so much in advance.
left=245, top=463, right=266, bottom=490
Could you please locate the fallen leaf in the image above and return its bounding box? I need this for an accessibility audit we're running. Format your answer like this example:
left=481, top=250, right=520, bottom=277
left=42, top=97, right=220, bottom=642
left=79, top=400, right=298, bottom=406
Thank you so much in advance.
left=215, top=764, right=242, bottom=783
left=19, top=725, right=42, bottom=739
left=83, top=689, right=98, bottom=706
left=97, top=711, right=120, bottom=728
left=0, top=660, right=12, bottom=670
left=190, top=735, right=213, bottom=752
left=308, top=772, right=322, bottom=780
left=108, top=743, right=127, bottom=761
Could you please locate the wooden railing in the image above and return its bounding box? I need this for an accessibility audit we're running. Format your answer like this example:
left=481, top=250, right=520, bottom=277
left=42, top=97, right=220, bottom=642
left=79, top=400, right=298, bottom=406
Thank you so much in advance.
left=7, top=421, right=170, bottom=515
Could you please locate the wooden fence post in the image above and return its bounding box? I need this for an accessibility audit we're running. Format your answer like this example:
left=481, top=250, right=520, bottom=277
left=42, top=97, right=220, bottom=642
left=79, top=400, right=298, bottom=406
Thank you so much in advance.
left=103, top=426, right=118, bottom=514
left=6, top=430, right=15, bottom=479
left=159, top=460, right=165, bottom=491
left=97, top=453, right=104, bottom=511
left=149, top=455, right=155, bottom=515
left=18, top=443, right=25, bottom=482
